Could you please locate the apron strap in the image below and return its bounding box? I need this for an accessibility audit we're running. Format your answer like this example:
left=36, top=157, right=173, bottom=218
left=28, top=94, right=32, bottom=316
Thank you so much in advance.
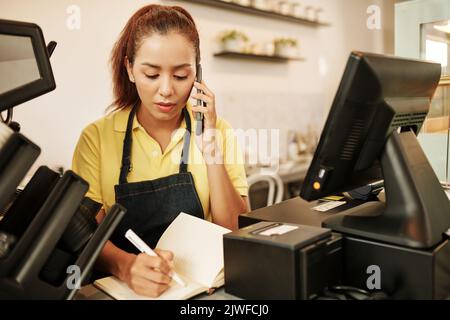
left=119, top=105, right=192, bottom=184
left=119, top=104, right=138, bottom=184
left=179, top=107, right=191, bottom=174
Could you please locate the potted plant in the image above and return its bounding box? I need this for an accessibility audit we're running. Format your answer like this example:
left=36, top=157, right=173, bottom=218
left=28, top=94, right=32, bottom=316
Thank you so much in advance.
left=218, top=30, right=249, bottom=52
left=273, top=37, right=298, bottom=57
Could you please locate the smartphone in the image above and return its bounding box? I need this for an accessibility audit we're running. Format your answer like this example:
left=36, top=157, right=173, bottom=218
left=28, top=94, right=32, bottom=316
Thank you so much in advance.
left=195, top=64, right=205, bottom=136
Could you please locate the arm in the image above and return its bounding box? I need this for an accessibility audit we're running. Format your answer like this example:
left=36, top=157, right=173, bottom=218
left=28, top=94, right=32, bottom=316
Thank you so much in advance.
left=206, top=164, right=249, bottom=230
left=191, top=81, right=249, bottom=230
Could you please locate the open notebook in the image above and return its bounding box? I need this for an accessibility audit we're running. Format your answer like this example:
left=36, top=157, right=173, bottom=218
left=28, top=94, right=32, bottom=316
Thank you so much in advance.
left=93, top=213, right=231, bottom=300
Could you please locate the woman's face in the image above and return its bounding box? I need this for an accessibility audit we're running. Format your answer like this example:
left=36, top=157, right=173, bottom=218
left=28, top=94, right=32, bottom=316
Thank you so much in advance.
left=127, top=32, right=196, bottom=122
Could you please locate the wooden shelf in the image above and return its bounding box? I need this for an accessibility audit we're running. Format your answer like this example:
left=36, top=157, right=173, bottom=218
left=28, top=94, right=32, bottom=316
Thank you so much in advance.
left=214, top=51, right=304, bottom=62
left=174, top=0, right=330, bottom=26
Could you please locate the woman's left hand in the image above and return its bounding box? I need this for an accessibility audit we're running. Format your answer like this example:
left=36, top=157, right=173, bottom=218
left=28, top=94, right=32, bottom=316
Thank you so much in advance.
left=191, top=80, right=219, bottom=156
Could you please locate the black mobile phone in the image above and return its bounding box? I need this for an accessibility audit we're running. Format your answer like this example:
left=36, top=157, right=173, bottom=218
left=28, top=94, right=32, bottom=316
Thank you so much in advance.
left=195, top=64, right=205, bottom=136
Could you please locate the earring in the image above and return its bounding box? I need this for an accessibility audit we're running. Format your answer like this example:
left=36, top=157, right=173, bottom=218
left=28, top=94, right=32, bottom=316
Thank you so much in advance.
left=130, top=78, right=135, bottom=83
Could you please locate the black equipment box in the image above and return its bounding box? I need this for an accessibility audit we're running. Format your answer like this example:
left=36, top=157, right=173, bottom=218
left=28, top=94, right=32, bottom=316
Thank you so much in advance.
left=343, top=236, right=450, bottom=299
left=223, top=221, right=343, bottom=299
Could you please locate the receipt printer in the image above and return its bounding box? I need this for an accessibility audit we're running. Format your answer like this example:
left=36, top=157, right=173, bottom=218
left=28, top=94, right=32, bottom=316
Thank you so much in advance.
left=223, top=222, right=343, bottom=299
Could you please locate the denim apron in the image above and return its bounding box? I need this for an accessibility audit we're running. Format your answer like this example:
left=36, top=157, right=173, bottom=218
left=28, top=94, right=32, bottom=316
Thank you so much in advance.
left=110, top=105, right=204, bottom=252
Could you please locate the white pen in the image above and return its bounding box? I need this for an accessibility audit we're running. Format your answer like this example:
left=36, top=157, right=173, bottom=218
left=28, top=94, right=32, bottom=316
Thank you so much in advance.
left=125, top=229, right=186, bottom=287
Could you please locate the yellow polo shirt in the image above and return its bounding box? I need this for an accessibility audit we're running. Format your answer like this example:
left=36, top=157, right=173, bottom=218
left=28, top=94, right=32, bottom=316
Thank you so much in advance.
left=72, top=104, right=248, bottom=222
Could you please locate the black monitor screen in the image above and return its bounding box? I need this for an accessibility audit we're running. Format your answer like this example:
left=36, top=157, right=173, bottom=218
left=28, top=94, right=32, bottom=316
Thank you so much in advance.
left=300, top=51, right=450, bottom=249
left=0, top=19, right=55, bottom=111
left=301, top=51, right=440, bottom=201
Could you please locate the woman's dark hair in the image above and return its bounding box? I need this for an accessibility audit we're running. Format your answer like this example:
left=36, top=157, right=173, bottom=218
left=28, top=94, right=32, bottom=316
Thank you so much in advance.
left=109, top=4, right=200, bottom=111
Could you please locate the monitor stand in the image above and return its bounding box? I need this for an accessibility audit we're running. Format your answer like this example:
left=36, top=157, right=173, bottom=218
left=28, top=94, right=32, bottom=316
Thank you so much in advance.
left=323, top=130, right=450, bottom=249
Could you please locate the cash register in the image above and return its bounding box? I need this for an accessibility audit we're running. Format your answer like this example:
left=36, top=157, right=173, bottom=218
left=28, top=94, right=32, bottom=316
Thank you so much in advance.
left=0, top=19, right=126, bottom=299
left=232, top=51, right=450, bottom=299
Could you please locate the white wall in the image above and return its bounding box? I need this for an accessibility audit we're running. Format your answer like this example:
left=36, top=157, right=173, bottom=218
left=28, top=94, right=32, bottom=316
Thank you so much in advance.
left=395, top=0, right=450, bottom=181
left=0, top=0, right=395, bottom=173
left=395, top=0, right=450, bottom=59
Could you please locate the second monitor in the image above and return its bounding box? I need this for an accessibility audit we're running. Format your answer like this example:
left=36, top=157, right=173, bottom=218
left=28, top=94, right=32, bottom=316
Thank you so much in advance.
left=300, top=51, right=450, bottom=249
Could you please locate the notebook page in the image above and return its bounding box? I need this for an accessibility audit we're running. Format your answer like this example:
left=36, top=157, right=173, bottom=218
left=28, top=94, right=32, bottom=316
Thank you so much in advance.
left=94, top=275, right=205, bottom=300
left=156, top=213, right=231, bottom=288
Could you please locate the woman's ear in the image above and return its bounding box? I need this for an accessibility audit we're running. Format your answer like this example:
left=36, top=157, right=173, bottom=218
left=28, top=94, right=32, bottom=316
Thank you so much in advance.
left=125, top=57, right=135, bottom=83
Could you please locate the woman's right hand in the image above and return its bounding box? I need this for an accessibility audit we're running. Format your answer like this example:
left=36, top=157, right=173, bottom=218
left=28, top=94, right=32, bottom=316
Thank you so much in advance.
left=119, top=249, right=174, bottom=297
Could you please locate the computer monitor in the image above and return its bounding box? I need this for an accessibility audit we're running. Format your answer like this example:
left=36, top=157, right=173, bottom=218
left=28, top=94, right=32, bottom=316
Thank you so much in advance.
left=0, top=19, right=56, bottom=111
left=300, top=51, right=450, bottom=249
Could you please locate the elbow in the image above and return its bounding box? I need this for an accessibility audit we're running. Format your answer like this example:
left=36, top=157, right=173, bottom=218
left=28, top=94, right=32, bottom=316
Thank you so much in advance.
left=215, top=213, right=239, bottom=231
left=240, top=196, right=250, bottom=214
left=230, top=200, right=248, bottom=231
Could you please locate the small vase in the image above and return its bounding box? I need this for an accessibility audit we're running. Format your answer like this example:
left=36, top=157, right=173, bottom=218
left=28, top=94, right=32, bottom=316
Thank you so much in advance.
left=274, top=44, right=297, bottom=57
left=222, top=39, right=244, bottom=52
left=251, top=0, right=267, bottom=10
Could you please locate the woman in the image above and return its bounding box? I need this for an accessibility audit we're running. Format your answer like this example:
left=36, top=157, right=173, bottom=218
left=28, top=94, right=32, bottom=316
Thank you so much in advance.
left=72, top=4, right=249, bottom=297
